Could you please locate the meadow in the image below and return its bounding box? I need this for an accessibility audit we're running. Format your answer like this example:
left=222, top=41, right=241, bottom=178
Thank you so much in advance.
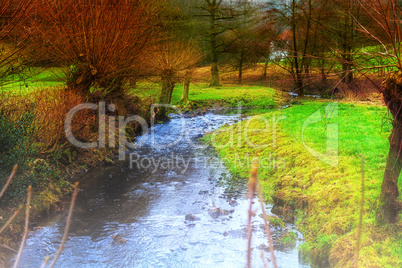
left=1, top=66, right=400, bottom=267
left=204, top=100, right=402, bottom=267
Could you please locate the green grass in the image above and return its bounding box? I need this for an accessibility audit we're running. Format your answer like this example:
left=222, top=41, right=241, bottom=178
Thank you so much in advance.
left=131, top=82, right=279, bottom=109
left=204, top=100, right=401, bottom=267
left=356, top=44, right=400, bottom=70
left=172, top=84, right=278, bottom=107
left=0, top=67, right=66, bottom=93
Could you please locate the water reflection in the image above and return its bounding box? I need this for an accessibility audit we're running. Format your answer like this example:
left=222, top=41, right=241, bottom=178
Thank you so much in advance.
left=11, top=112, right=309, bottom=268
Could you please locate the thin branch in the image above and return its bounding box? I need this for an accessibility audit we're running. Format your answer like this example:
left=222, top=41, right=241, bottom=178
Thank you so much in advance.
left=260, top=249, right=268, bottom=268
left=0, top=243, right=17, bottom=253
left=13, top=185, right=32, bottom=268
left=355, top=155, right=365, bottom=268
left=255, top=167, right=278, bottom=268
left=0, top=164, right=18, bottom=200
left=0, top=206, right=22, bottom=235
left=246, top=161, right=256, bottom=268
left=49, top=182, right=79, bottom=268
left=40, top=256, right=50, bottom=268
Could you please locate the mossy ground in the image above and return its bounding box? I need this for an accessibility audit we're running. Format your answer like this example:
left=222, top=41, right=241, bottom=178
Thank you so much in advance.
left=204, top=100, right=401, bottom=267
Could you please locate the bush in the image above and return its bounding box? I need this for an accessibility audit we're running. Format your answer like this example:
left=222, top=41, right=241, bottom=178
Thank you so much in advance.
left=4, top=158, right=69, bottom=206
left=30, top=87, right=97, bottom=148
left=277, top=231, right=297, bottom=248
left=0, top=110, right=38, bottom=202
left=0, top=110, right=36, bottom=170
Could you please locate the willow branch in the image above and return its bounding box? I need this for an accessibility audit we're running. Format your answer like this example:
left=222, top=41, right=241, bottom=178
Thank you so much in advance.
left=355, top=155, right=365, bottom=268
left=40, top=256, right=50, bottom=268
left=13, top=185, right=32, bottom=268
left=255, top=168, right=278, bottom=268
left=0, top=206, right=22, bottom=235
left=246, top=161, right=257, bottom=268
left=49, top=182, right=79, bottom=268
left=0, top=164, right=18, bottom=200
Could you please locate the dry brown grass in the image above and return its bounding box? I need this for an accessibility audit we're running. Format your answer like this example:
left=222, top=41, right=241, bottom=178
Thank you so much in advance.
left=0, top=88, right=97, bottom=150
left=191, top=64, right=290, bottom=86
left=193, top=64, right=385, bottom=106
left=30, top=88, right=97, bottom=149
left=0, top=91, right=33, bottom=120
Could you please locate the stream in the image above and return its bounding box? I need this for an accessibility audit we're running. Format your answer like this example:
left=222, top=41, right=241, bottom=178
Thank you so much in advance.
left=9, top=112, right=309, bottom=268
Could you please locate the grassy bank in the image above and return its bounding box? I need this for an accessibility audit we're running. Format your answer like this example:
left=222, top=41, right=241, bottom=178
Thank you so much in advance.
left=204, top=100, right=401, bottom=267
left=131, top=82, right=281, bottom=109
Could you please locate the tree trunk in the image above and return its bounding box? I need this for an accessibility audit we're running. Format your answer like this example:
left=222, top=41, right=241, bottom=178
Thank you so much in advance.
left=210, top=59, right=220, bottom=87
left=347, top=64, right=353, bottom=84
left=320, top=65, right=327, bottom=82
left=263, top=57, right=269, bottom=80
left=301, top=0, right=312, bottom=91
left=377, top=119, right=402, bottom=223
left=295, top=72, right=303, bottom=96
left=377, top=75, right=402, bottom=223
left=291, top=0, right=304, bottom=97
left=341, top=8, right=354, bottom=85
left=102, top=77, right=127, bottom=116
left=110, top=80, right=127, bottom=116
left=342, top=61, right=354, bottom=84
left=158, top=76, right=175, bottom=119
left=66, top=68, right=92, bottom=97
left=238, top=59, right=243, bottom=84
left=181, top=78, right=190, bottom=103
left=209, top=8, right=220, bottom=87
left=160, top=77, right=175, bottom=104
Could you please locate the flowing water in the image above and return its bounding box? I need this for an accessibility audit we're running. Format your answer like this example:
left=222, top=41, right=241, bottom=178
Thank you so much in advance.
left=10, top=112, right=310, bottom=268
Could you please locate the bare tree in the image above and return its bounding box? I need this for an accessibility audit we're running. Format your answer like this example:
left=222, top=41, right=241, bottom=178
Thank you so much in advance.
left=254, top=16, right=278, bottom=81
left=26, top=0, right=162, bottom=110
left=0, top=0, right=33, bottom=87
left=143, top=40, right=201, bottom=117
left=268, top=0, right=322, bottom=96
left=324, top=0, right=370, bottom=85
left=197, top=0, right=237, bottom=87
left=357, top=0, right=402, bottom=223
left=180, top=69, right=194, bottom=104
left=224, top=0, right=261, bottom=84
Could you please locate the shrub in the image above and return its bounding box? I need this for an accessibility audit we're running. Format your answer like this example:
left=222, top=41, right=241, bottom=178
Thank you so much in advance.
left=0, top=110, right=36, bottom=171
left=277, top=231, right=297, bottom=248
left=30, top=87, right=97, bottom=148
left=0, top=109, right=38, bottom=202
left=3, top=158, right=70, bottom=205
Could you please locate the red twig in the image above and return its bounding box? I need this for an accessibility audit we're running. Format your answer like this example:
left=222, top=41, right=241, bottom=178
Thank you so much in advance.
left=0, top=206, right=22, bottom=235
left=13, top=185, right=32, bottom=268
left=48, top=182, right=79, bottom=268
left=256, top=180, right=278, bottom=268
left=247, top=159, right=278, bottom=268
left=0, top=164, right=18, bottom=200
left=246, top=162, right=257, bottom=268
